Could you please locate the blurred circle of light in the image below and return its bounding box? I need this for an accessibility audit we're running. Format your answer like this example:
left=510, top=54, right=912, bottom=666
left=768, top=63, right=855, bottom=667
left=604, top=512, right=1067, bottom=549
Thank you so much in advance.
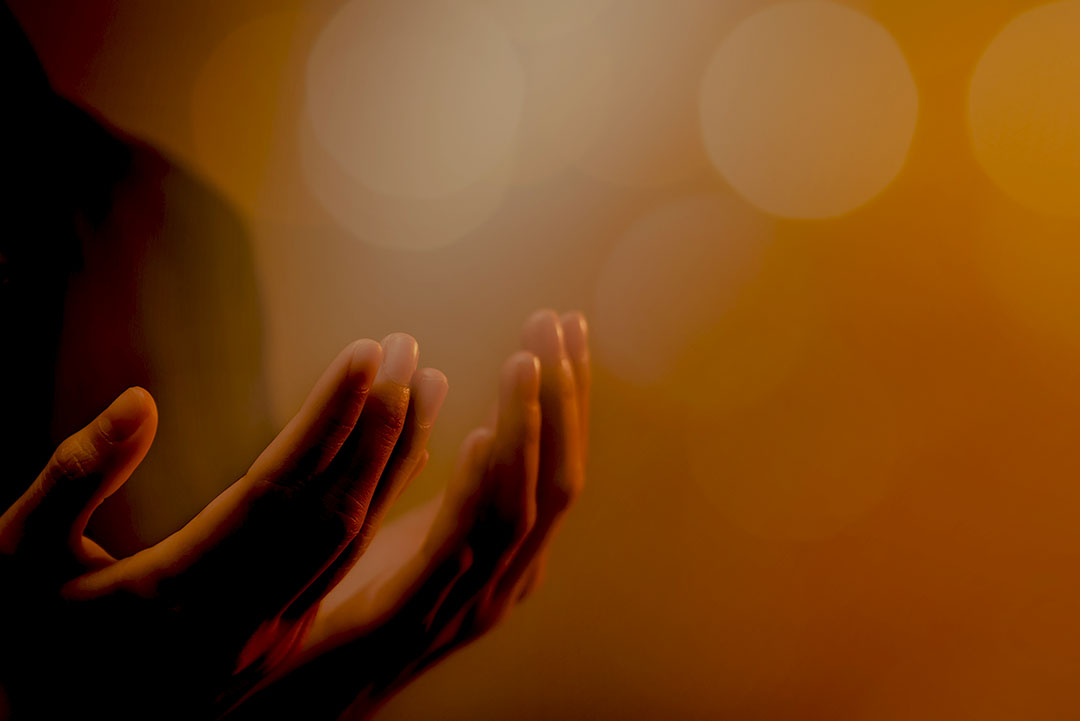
left=305, top=0, right=525, bottom=200
left=575, top=0, right=759, bottom=188
left=699, top=1, right=919, bottom=219
left=472, top=0, right=616, bottom=45
left=969, top=1, right=1080, bottom=217
left=190, top=11, right=300, bottom=219
left=508, top=32, right=613, bottom=185
left=593, top=193, right=818, bottom=413
left=299, top=112, right=514, bottom=251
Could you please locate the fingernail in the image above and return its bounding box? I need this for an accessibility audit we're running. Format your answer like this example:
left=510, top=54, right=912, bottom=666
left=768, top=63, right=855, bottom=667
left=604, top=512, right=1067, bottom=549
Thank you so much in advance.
left=414, top=370, right=449, bottom=427
left=514, top=352, right=541, bottom=398
left=524, top=310, right=566, bottom=363
left=564, top=312, right=589, bottom=345
left=101, top=387, right=150, bottom=441
left=381, top=333, right=419, bottom=386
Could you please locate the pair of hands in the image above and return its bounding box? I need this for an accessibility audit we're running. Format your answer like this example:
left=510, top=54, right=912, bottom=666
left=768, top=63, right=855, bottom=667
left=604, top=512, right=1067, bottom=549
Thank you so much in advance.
left=0, top=310, right=589, bottom=720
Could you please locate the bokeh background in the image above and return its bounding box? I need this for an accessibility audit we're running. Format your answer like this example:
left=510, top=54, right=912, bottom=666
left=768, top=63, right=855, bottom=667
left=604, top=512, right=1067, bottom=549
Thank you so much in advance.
left=11, top=0, right=1080, bottom=717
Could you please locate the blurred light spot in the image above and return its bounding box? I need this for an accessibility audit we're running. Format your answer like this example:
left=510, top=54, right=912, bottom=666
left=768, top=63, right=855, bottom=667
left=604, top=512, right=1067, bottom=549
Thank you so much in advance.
left=969, top=1, right=1080, bottom=217
left=576, top=0, right=760, bottom=187
left=191, top=11, right=300, bottom=217
left=687, top=351, right=903, bottom=542
left=299, top=113, right=513, bottom=250
left=305, top=0, right=525, bottom=199
left=473, top=0, right=615, bottom=45
left=700, top=1, right=918, bottom=219
left=509, top=33, right=613, bottom=185
left=593, top=193, right=817, bottom=413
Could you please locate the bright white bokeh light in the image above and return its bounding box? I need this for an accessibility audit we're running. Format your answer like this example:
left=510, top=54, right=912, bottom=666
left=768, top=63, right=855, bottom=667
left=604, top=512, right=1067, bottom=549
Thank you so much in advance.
left=700, top=1, right=918, bottom=219
left=969, top=0, right=1080, bottom=217
left=306, top=0, right=525, bottom=199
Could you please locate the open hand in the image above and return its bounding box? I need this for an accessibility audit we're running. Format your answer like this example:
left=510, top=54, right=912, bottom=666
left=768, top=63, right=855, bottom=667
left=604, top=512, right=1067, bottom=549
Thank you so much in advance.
left=232, top=310, right=590, bottom=719
left=0, top=333, right=448, bottom=719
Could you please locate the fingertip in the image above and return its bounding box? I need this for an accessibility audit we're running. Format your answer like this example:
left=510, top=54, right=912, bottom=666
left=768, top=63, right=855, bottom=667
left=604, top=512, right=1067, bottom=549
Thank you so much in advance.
left=504, top=351, right=541, bottom=400
left=415, top=366, right=449, bottom=388
left=413, top=367, right=450, bottom=427
left=560, top=310, right=587, bottom=332
left=465, top=426, right=496, bottom=458
left=380, top=332, right=421, bottom=386
left=560, top=312, right=589, bottom=353
left=99, top=387, right=156, bottom=442
left=344, top=338, right=383, bottom=385
left=521, top=309, right=564, bottom=353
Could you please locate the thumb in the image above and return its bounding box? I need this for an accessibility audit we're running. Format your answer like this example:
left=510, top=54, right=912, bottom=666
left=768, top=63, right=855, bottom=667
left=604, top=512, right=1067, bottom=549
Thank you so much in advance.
left=0, top=387, right=158, bottom=556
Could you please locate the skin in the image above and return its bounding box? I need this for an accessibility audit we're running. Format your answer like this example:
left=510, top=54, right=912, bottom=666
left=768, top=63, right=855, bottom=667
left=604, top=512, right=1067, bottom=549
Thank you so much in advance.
left=0, top=310, right=589, bottom=720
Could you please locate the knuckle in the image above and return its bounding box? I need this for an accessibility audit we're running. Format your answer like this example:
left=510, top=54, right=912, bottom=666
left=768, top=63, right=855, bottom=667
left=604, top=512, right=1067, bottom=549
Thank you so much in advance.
left=319, top=489, right=368, bottom=541
left=320, top=410, right=359, bottom=454
left=250, top=474, right=302, bottom=504
left=372, top=391, right=411, bottom=433
left=321, top=513, right=363, bottom=553
left=352, top=395, right=411, bottom=466
left=250, top=478, right=364, bottom=548
left=48, top=437, right=95, bottom=486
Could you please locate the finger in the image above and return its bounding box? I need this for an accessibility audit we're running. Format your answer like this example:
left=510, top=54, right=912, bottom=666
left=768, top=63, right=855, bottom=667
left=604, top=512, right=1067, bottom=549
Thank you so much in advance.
left=421, top=427, right=494, bottom=566
left=225, top=429, right=490, bottom=721
left=220, top=334, right=415, bottom=617
left=559, top=311, right=591, bottom=455
left=246, top=339, right=383, bottom=483
left=489, top=310, right=584, bottom=606
left=313, top=333, right=420, bottom=560
left=503, top=312, right=589, bottom=608
left=522, top=309, right=584, bottom=519
left=385, top=428, right=494, bottom=642
left=312, top=428, right=493, bottom=650
left=286, top=366, right=447, bottom=615
left=422, top=352, right=542, bottom=637
left=0, top=388, right=157, bottom=558
left=65, top=340, right=384, bottom=619
left=407, top=449, right=430, bottom=487
left=483, top=352, right=542, bottom=553
left=354, top=367, right=448, bottom=554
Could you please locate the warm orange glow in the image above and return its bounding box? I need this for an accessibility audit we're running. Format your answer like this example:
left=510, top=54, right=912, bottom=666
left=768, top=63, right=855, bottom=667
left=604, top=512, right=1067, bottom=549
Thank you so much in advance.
left=190, top=11, right=302, bottom=218
left=969, top=0, right=1080, bottom=216
left=10, top=0, right=1080, bottom=717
